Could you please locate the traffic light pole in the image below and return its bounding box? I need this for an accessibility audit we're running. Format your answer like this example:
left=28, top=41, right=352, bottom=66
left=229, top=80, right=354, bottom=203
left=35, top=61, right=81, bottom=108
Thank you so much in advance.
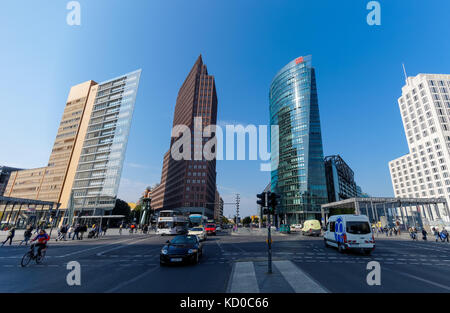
left=266, top=192, right=272, bottom=274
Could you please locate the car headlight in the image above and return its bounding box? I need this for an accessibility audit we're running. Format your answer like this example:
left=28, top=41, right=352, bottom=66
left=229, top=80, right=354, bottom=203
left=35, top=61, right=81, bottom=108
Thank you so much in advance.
left=188, top=249, right=198, bottom=254
left=161, top=249, right=168, bottom=255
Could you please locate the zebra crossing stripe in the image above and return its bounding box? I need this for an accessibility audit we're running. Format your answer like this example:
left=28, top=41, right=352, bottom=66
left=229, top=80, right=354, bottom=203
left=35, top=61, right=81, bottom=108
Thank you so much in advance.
left=273, top=260, right=328, bottom=293
left=227, top=262, right=259, bottom=293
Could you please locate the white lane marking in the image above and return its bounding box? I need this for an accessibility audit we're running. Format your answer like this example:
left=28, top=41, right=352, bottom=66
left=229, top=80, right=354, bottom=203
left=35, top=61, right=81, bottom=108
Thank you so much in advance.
left=273, top=260, right=328, bottom=293
left=104, top=266, right=160, bottom=293
left=384, top=267, right=450, bottom=291
left=96, top=237, right=151, bottom=256
left=55, top=238, right=136, bottom=258
left=227, top=262, right=259, bottom=293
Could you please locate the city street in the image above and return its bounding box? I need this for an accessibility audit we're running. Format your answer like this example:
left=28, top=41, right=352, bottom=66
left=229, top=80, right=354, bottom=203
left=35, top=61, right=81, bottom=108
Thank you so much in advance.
left=1, top=229, right=450, bottom=293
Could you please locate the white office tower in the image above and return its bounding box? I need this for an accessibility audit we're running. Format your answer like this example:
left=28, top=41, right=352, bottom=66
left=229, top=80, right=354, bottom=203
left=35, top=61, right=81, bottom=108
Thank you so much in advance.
left=389, top=74, right=450, bottom=223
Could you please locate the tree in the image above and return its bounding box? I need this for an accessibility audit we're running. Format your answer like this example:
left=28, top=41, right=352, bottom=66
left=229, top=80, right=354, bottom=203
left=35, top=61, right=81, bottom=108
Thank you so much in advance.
left=111, top=199, right=131, bottom=226
left=242, top=216, right=252, bottom=225
left=221, top=216, right=230, bottom=224
left=253, top=216, right=259, bottom=224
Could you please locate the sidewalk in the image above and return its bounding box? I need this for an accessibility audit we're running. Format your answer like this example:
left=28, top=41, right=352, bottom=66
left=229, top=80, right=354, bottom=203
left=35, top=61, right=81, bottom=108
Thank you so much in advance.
left=0, top=228, right=154, bottom=245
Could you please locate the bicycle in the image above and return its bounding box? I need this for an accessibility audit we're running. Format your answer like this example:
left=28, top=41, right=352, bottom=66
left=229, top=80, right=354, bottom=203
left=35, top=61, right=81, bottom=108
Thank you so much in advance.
left=21, top=243, right=47, bottom=267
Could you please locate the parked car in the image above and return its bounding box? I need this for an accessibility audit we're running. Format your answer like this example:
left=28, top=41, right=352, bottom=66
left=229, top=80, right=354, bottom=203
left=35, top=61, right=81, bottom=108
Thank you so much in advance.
left=160, top=235, right=203, bottom=265
left=324, top=214, right=375, bottom=255
left=302, top=220, right=322, bottom=236
left=204, top=223, right=217, bottom=236
left=216, top=225, right=222, bottom=231
left=188, top=227, right=207, bottom=241
left=290, top=224, right=302, bottom=232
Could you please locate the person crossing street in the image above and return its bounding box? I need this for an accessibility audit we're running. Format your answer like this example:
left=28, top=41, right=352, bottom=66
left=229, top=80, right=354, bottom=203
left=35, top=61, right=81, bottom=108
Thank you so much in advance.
left=1, top=226, right=16, bottom=246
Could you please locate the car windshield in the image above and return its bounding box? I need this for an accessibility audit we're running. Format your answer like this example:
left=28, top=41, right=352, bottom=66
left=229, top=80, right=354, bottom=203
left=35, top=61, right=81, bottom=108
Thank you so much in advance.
left=191, top=228, right=203, bottom=231
left=346, top=221, right=371, bottom=234
left=170, top=235, right=197, bottom=244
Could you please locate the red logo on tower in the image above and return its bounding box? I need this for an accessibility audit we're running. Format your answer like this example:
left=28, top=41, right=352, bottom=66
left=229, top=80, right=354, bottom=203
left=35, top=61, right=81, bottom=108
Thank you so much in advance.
left=295, top=57, right=304, bottom=64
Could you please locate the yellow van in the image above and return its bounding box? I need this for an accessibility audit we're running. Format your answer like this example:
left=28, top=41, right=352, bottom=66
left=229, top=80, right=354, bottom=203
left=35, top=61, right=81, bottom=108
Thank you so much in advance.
left=302, top=220, right=322, bottom=236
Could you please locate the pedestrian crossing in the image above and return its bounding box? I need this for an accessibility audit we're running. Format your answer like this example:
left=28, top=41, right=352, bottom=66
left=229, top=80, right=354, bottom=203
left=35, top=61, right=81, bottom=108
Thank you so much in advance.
left=227, top=260, right=327, bottom=293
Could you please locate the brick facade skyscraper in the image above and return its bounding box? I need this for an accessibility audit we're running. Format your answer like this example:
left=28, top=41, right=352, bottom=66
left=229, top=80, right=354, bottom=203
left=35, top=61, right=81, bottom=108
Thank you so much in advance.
left=152, top=55, right=218, bottom=217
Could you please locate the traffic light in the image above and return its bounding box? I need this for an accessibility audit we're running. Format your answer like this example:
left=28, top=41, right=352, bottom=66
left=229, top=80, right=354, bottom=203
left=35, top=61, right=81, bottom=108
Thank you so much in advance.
left=268, top=192, right=280, bottom=214
left=257, top=192, right=267, bottom=207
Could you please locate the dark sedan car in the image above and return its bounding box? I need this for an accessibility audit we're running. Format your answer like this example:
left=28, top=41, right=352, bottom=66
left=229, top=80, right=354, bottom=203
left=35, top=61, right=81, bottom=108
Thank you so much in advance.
left=160, top=235, right=203, bottom=265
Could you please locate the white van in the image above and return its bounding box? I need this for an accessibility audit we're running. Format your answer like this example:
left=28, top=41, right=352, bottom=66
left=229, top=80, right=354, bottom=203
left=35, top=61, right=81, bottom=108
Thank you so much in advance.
left=324, top=214, right=375, bottom=255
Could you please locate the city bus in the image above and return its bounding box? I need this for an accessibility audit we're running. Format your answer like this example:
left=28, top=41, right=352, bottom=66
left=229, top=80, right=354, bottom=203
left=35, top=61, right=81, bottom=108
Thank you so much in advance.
left=189, top=214, right=208, bottom=227
left=156, top=210, right=189, bottom=235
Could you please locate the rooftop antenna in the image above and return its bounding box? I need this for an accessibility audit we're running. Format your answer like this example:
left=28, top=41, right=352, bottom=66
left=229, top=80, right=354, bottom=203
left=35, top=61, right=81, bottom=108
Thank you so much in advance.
left=402, top=63, right=408, bottom=85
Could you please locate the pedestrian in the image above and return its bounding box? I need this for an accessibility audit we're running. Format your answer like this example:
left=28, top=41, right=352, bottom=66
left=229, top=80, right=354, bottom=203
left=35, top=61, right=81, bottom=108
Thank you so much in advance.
left=409, top=227, right=415, bottom=240
left=119, top=223, right=123, bottom=235
left=422, top=228, right=428, bottom=241
left=19, top=227, right=32, bottom=245
left=62, top=224, right=68, bottom=241
left=434, top=227, right=440, bottom=242
left=68, top=225, right=74, bottom=239
left=102, top=225, right=107, bottom=236
left=94, top=224, right=100, bottom=238
left=80, top=224, right=87, bottom=240
left=56, top=224, right=65, bottom=241
left=441, top=228, right=449, bottom=243
left=1, top=226, right=16, bottom=246
left=73, top=224, right=80, bottom=240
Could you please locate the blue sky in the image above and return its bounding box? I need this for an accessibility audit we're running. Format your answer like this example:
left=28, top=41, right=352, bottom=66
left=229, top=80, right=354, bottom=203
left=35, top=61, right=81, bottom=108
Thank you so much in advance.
left=1, top=0, right=449, bottom=218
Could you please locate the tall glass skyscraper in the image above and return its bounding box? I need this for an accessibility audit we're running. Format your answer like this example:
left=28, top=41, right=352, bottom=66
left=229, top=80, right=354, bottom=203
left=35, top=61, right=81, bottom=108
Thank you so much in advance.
left=269, top=55, right=327, bottom=224
left=70, top=70, right=142, bottom=216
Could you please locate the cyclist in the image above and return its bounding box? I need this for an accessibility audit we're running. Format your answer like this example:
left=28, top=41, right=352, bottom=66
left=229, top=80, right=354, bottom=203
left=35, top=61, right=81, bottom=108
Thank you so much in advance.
left=31, top=229, right=50, bottom=258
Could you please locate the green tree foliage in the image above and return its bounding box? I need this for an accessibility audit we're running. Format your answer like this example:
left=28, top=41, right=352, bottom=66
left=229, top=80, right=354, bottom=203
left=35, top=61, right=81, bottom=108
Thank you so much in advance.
left=242, top=216, right=252, bottom=225
left=111, top=199, right=131, bottom=226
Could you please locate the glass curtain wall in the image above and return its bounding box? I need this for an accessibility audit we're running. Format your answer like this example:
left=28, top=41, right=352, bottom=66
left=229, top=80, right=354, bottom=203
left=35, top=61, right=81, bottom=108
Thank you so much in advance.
left=270, top=56, right=327, bottom=224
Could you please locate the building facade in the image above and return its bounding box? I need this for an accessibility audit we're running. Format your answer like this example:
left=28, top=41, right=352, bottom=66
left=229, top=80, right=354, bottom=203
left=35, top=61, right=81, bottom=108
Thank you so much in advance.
left=69, top=70, right=141, bottom=218
left=324, top=155, right=358, bottom=203
left=214, top=189, right=224, bottom=221
left=4, top=70, right=141, bottom=220
left=0, top=166, right=22, bottom=196
left=269, top=55, right=328, bottom=224
left=389, top=74, right=450, bottom=222
left=151, top=55, right=218, bottom=218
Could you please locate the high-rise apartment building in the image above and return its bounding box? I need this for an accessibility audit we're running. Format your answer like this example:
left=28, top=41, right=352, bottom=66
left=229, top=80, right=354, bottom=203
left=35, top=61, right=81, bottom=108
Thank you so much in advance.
left=152, top=55, right=218, bottom=218
left=324, top=155, right=358, bottom=203
left=389, top=73, right=450, bottom=222
left=4, top=70, right=141, bottom=219
left=270, top=55, right=328, bottom=224
left=0, top=166, right=22, bottom=196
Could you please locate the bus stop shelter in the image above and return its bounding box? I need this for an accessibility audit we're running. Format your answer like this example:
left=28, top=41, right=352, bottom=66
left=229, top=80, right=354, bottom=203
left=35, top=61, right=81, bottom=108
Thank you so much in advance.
left=321, top=197, right=449, bottom=229
left=0, top=195, right=61, bottom=229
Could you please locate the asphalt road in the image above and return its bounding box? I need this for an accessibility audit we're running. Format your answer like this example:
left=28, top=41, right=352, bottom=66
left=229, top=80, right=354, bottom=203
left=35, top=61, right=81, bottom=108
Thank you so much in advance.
left=1, top=230, right=450, bottom=293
